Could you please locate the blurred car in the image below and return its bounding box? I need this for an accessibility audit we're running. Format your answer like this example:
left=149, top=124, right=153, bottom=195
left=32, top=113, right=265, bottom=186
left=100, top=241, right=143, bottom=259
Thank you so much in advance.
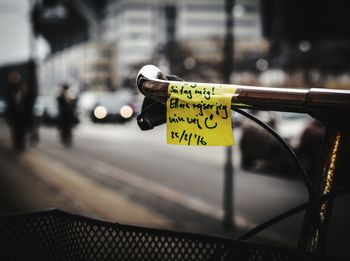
left=88, top=90, right=136, bottom=123
left=0, top=98, right=6, bottom=117
left=34, top=96, right=59, bottom=126
left=297, top=119, right=326, bottom=177
left=239, top=111, right=311, bottom=170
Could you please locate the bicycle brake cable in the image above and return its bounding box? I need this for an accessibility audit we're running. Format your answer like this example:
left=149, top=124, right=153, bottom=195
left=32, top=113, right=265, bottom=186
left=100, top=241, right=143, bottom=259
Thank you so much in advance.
left=233, top=107, right=313, bottom=196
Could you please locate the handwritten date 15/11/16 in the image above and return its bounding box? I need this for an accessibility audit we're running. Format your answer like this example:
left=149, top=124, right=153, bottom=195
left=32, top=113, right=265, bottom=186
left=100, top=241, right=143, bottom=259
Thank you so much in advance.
left=171, top=130, right=207, bottom=146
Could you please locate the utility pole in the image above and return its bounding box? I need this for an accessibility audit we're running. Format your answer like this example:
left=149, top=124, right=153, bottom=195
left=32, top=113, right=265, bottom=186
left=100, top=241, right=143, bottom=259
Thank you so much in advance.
left=29, top=0, right=37, bottom=60
left=222, top=0, right=235, bottom=230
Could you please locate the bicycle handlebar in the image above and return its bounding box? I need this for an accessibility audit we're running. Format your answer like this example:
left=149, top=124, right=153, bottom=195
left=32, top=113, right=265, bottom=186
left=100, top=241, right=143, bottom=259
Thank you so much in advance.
left=137, top=65, right=350, bottom=115
left=136, top=65, right=350, bottom=253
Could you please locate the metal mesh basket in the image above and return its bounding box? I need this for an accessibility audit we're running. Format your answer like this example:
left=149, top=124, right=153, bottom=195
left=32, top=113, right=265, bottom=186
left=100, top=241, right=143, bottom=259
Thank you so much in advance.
left=0, top=209, right=343, bottom=261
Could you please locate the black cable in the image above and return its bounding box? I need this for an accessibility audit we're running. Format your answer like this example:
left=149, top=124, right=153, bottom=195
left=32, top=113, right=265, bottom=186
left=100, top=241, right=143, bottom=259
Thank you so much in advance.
left=232, top=107, right=313, bottom=196
left=238, top=187, right=349, bottom=240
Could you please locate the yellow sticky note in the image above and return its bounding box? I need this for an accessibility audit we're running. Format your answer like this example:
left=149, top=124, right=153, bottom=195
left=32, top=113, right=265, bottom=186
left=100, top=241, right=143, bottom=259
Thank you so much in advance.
left=167, top=82, right=236, bottom=146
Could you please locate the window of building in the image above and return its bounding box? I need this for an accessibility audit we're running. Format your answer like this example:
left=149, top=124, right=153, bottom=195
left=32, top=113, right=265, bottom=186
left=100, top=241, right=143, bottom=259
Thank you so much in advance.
left=128, top=17, right=151, bottom=25
left=186, top=4, right=224, bottom=12
left=186, top=19, right=224, bottom=27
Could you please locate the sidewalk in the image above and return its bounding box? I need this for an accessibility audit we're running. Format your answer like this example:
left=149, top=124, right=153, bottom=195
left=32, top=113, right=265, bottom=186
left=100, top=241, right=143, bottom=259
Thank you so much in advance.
left=0, top=129, right=171, bottom=228
left=0, top=122, right=283, bottom=242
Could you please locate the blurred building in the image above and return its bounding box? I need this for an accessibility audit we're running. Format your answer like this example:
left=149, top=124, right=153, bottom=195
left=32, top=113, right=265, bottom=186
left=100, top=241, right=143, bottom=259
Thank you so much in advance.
left=38, top=42, right=114, bottom=96
left=34, top=0, right=265, bottom=94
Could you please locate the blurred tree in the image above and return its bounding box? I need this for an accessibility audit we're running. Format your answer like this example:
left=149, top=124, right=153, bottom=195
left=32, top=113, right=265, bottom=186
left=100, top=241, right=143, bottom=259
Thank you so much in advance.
left=261, top=0, right=350, bottom=78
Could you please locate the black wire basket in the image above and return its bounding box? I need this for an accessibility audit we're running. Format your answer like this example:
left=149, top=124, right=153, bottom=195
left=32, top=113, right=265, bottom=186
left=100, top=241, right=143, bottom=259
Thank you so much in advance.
left=0, top=209, right=344, bottom=261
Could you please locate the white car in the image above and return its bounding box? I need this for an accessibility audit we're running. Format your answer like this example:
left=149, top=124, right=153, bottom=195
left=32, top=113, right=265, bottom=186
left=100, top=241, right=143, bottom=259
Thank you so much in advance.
left=34, top=96, right=59, bottom=125
left=79, top=90, right=135, bottom=123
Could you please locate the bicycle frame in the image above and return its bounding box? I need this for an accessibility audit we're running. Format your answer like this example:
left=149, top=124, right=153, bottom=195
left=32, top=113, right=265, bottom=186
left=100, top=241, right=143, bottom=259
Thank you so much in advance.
left=136, top=64, right=350, bottom=254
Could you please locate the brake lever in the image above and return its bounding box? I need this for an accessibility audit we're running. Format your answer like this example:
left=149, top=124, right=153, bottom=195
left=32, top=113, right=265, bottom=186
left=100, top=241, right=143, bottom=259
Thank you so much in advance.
left=137, top=98, right=166, bottom=130
left=137, top=73, right=184, bottom=131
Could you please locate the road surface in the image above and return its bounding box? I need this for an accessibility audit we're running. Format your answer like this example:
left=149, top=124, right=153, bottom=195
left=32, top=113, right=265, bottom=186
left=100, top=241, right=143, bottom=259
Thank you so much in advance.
left=1, top=119, right=349, bottom=258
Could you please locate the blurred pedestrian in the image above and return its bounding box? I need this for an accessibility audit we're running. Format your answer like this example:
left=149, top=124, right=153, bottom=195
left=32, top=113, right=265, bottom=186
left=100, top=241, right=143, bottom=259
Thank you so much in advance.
left=4, top=71, right=33, bottom=152
left=27, top=60, right=40, bottom=147
left=57, top=83, right=78, bottom=147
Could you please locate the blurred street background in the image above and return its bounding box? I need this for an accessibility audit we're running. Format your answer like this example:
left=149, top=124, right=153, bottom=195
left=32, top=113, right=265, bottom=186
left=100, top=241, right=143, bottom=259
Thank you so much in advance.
left=0, top=0, right=350, bottom=259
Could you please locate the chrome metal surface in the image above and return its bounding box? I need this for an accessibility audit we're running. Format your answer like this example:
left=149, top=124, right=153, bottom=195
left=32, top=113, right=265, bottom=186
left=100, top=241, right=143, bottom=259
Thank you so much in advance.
left=137, top=65, right=350, bottom=114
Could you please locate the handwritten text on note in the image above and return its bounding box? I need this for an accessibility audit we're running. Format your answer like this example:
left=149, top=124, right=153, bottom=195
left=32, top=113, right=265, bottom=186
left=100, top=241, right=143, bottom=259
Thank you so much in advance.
left=167, top=82, right=235, bottom=146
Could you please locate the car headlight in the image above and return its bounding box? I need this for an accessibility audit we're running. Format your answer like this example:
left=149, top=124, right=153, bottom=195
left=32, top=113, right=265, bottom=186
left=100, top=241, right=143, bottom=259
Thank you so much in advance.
left=120, top=105, right=133, bottom=119
left=94, top=106, right=107, bottom=119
